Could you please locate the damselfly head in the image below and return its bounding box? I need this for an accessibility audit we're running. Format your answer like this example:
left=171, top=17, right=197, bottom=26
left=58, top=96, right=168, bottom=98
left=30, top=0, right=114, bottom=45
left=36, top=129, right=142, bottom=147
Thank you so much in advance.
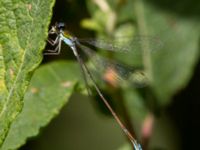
left=49, top=22, right=66, bottom=34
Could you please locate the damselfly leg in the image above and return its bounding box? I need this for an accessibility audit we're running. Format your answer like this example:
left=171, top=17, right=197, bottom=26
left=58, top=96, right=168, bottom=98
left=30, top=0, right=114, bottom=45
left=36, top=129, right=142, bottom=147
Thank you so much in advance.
left=47, top=37, right=59, bottom=46
left=44, top=38, right=62, bottom=55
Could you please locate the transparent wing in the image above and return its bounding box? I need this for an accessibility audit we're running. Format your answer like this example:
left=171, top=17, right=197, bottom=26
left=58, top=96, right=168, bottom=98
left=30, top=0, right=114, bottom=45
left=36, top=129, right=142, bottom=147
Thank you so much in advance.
left=76, top=42, right=149, bottom=88
left=78, top=36, right=163, bottom=55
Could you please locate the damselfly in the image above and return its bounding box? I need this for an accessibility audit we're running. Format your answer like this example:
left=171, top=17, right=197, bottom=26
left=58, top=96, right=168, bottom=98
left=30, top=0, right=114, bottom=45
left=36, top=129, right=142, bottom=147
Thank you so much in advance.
left=44, top=22, right=161, bottom=150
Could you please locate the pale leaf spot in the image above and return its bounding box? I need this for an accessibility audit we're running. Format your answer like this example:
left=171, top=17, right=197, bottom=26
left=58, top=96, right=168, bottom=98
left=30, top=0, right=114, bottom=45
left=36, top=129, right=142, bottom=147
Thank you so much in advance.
left=30, top=87, right=39, bottom=94
left=103, top=68, right=118, bottom=87
left=61, top=81, right=72, bottom=88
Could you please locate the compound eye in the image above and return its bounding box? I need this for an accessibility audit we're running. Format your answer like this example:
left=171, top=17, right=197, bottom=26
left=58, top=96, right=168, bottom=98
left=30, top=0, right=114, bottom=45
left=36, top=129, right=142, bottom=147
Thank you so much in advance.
left=57, top=22, right=65, bottom=30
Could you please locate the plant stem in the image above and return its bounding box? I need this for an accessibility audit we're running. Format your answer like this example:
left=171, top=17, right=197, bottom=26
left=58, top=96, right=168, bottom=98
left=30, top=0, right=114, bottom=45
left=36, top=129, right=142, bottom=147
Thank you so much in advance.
left=133, top=0, right=154, bottom=149
left=92, top=0, right=117, bottom=34
left=133, top=0, right=153, bottom=84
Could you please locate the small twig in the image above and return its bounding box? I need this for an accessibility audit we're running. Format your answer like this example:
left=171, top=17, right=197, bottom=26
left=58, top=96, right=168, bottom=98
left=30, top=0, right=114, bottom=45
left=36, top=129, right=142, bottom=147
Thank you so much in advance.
left=133, top=0, right=153, bottom=84
left=92, top=0, right=110, bottom=12
left=133, top=0, right=154, bottom=149
left=92, top=0, right=117, bottom=34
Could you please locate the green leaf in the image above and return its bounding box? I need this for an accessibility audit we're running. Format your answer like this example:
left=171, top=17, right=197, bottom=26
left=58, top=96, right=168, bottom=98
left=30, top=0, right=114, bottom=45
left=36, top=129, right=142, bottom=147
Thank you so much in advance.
left=143, top=4, right=200, bottom=105
left=0, top=0, right=55, bottom=146
left=1, top=61, right=80, bottom=150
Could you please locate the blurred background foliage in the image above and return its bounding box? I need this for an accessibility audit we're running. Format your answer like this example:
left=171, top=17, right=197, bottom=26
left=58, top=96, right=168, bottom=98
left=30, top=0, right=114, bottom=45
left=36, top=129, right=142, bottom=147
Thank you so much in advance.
left=20, top=0, right=199, bottom=150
